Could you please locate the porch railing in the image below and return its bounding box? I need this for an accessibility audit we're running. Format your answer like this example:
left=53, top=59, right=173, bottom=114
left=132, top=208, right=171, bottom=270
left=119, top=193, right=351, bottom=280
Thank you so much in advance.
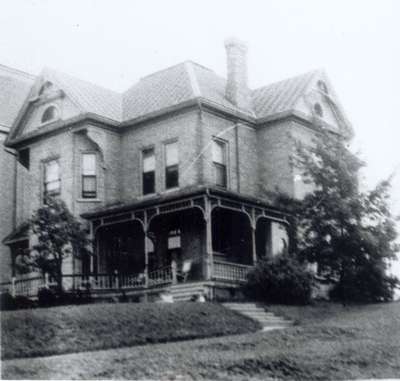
left=212, top=259, right=253, bottom=283
left=148, top=266, right=173, bottom=287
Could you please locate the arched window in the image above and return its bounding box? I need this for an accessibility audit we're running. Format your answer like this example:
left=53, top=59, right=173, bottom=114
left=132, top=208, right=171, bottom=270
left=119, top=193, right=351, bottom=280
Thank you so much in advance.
left=41, top=105, right=59, bottom=123
left=314, top=103, right=323, bottom=117
left=39, top=81, right=54, bottom=96
left=317, top=80, right=328, bottom=94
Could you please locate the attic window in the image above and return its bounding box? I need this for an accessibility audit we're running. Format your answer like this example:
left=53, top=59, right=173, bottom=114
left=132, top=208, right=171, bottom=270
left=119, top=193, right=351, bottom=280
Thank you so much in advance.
left=314, top=103, right=323, bottom=117
left=39, top=81, right=54, bottom=96
left=317, top=80, right=328, bottom=94
left=41, top=105, right=59, bottom=124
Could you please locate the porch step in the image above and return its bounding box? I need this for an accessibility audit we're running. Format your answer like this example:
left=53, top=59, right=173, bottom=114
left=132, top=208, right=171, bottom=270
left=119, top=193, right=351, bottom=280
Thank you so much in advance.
left=222, top=302, right=294, bottom=331
left=169, top=282, right=207, bottom=302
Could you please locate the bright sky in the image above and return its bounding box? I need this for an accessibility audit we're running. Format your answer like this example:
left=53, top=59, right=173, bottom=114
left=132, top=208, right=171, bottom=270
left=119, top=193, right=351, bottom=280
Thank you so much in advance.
left=1, top=0, right=399, bottom=275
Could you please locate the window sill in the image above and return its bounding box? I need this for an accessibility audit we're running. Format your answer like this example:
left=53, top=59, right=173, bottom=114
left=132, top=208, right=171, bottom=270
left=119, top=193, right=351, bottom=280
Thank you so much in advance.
left=76, top=198, right=102, bottom=203
left=164, top=187, right=180, bottom=193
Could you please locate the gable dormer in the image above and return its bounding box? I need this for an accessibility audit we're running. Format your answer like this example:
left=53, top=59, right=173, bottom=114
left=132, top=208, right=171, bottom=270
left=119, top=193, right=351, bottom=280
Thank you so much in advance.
left=8, top=71, right=84, bottom=141
left=294, top=71, right=354, bottom=139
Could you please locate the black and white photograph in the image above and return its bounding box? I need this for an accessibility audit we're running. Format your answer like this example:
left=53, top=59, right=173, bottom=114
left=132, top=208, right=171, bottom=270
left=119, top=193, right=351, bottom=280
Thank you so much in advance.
left=0, top=0, right=399, bottom=379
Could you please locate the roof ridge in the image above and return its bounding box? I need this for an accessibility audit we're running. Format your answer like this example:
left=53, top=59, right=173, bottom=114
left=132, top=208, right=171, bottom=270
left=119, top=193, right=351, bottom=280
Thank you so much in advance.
left=0, top=63, right=36, bottom=81
left=184, top=61, right=201, bottom=97
left=252, top=69, right=321, bottom=93
left=42, top=67, right=122, bottom=95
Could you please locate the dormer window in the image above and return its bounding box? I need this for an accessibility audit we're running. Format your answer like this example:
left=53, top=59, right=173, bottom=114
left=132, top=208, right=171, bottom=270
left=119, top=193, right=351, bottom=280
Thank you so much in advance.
left=317, top=80, right=328, bottom=94
left=41, top=105, right=59, bottom=124
left=314, top=103, right=323, bottom=117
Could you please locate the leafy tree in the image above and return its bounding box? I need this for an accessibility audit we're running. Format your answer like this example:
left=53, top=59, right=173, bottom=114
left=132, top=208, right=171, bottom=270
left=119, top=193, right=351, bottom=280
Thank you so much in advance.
left=293, top=131, right=399, bottom=302
left=28, top=196, right=92, bottom=292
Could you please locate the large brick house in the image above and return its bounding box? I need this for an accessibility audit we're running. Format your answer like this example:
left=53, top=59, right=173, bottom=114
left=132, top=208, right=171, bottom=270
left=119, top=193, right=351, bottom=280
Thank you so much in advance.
left=1, top=39, right=352, bottom=299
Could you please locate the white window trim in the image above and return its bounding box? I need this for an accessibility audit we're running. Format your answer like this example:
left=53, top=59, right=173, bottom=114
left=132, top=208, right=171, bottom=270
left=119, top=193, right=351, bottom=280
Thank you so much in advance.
left=212, top=137, right=230, bottom=189
left=39, top=103, right=61, bottom=127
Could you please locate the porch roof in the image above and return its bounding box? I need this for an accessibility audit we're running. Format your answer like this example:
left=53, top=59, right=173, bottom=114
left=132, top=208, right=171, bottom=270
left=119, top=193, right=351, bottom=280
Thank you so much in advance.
left=2, top=222, right=29, bottom=245
left=80, top=186, right=291, bottom=220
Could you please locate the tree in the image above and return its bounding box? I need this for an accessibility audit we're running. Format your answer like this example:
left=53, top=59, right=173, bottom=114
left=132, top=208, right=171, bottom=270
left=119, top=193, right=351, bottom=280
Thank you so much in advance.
left=293, top=131, right=399, bottom=302
left=28, top=196, right=92, bottom=292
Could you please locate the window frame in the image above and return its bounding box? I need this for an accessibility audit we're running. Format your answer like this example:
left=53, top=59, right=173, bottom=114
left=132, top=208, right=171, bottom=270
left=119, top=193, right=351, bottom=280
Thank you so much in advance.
left=81, top=152, right=97, bottom=199
left=142, top=146, right=156, bottom=195
left=41, top=104, right=60, bottom=124
left=164, top=140, right=179, bottom=190
left=212, top=138, right=228, bottom=188
left=43, top=158, right=61, bottom=201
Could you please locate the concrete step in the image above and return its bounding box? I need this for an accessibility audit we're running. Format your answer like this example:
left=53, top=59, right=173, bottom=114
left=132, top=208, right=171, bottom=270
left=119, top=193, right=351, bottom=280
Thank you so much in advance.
left=222, top=302, right=293, bottom=330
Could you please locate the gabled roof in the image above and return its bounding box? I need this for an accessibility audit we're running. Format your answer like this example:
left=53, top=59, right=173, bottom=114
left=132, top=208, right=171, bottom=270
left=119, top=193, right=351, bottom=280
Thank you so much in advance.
left=42, top=68, right=123, bottom=122
left=5, top=60, right=351, bottom=141
left=251, top=70, right=318, bottom=118
left=0, top=64, right=35, bottom=131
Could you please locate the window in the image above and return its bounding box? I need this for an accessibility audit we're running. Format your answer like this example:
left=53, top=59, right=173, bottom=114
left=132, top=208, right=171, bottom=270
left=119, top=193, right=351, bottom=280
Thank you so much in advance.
left=82, top=153, right=97, bottom=198
left=165, top=141, right=179, bottom=189
left=168, top=229, right=181, bottom=250
left=142, top=148, right=155, bottom=195
left=44, top=160, right=61, bottom=198
left=41, top=106, right=58, bottom=124
left=19, top=148, right=30, bottom=170
left=212, top=140, right=227, bottom=188
left=314, top=103, right=323, bottom=117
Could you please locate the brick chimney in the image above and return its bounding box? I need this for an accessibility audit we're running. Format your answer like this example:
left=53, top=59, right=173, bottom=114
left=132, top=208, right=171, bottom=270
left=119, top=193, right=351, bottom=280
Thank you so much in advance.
left=224, top=38, right=251, bottom=110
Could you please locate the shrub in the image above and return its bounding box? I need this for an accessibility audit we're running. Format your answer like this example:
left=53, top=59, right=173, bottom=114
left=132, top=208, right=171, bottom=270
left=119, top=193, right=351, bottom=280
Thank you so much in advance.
left=329, top=261, right=399, bottom=303
left=0, top=292, right=36, bottom=311
left=38, top=287, right=57, bottom=307
left=243, top=253, right=313, bottom=305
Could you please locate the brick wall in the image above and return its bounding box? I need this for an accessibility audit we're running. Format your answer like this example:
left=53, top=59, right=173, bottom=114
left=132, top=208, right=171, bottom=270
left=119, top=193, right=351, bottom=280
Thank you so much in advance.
left=120, top=110, right=200, bottom=200
left=256, top=120, right=295, bottom=198
left=0, top=131, right=15, bottom=282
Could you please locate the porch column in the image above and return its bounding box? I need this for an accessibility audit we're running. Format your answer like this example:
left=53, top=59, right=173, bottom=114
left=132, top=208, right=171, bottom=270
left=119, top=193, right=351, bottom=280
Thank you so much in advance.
left=143, top=214, right=149, bottom=288
left=251, top=226, right=257, bottom=265
left=144, top=234, right=150, bottom=288
left=205, top=197, right=213, bottom=280
left=251, top=210, right=257, bottom=265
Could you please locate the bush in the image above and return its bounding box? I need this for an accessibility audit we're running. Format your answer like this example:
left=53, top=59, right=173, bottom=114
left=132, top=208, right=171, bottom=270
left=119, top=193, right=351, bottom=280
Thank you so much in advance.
left=0, top=292, right=36, bottom=311
left=38, top=287, right=92, bottom=307
left=38, top=287, right=57, bottom=307
left=243, top=253, right=313, bottom=305
left=329, top=262, right=399, bottom=303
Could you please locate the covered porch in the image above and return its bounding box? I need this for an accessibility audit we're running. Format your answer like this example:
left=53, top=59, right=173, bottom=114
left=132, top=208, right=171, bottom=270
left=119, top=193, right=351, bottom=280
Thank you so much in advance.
left=3, top=187, right=291, bottom=299
left=81, top=187, right=290, bottom=293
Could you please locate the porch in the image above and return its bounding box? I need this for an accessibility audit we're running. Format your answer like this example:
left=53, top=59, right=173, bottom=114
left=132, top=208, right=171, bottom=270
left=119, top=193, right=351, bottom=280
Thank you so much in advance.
left=3, top=187, right=291, bottom=300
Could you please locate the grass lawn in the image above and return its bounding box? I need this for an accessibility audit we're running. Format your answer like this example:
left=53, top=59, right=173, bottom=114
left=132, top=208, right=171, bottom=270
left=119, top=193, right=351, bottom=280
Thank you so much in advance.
left=1, top=302, right=260, bottom=360
left=2, top=301, right=400, bottom=380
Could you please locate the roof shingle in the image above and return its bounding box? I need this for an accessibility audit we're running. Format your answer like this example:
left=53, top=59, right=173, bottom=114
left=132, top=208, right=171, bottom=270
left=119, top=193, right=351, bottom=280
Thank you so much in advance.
left=0, top=65, right=34, bottom=129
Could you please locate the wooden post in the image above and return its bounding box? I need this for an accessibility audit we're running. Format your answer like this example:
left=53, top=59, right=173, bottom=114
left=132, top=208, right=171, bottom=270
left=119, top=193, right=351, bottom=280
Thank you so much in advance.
left=251, top=209, right=257, bottom=265
left=251, top=226, right=257, bottom=265
left=115, top=270, right=119, bottom=289
left=45, top=273, right=49, bottom=288
left=11, top=277, right=16, bottom=298
left=171, top=260, right=177, bottom=285
left=205, top=197, right=213, bottom=280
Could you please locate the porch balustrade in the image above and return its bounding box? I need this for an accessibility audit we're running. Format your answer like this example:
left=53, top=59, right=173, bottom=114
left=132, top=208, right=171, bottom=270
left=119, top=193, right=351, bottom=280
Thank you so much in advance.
left=212, top=259, right=253, bottom=283
left=148, top=266, right=173, bottom=286
left=1, top=257, right=254, bottom=298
